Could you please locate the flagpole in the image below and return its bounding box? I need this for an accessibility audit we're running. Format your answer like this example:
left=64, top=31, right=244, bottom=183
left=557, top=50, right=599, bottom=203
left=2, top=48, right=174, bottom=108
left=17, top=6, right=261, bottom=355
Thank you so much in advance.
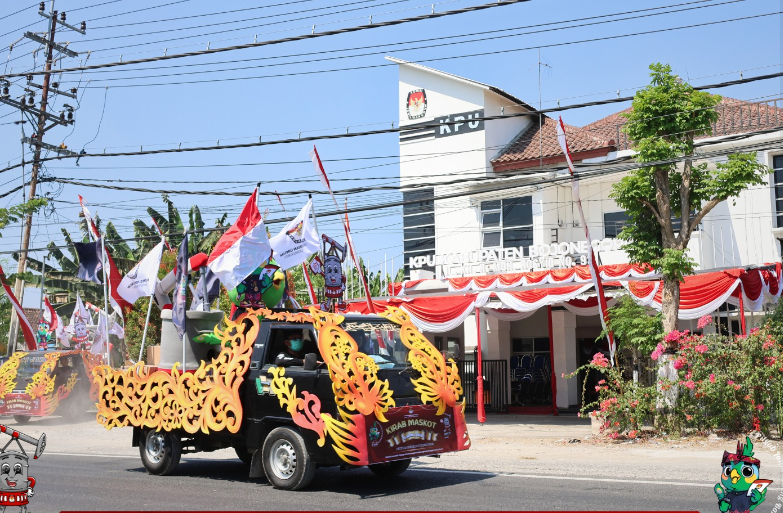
left=100, top=231, right=111, bottom=366
left=309, top=193, right=324, bottom=305
left=138, top=294, right=154, bottom=363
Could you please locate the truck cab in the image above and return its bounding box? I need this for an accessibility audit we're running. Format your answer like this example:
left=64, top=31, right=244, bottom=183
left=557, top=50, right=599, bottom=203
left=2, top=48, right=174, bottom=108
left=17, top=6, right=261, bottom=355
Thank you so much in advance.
left=96, top=307, right=470, bottom=490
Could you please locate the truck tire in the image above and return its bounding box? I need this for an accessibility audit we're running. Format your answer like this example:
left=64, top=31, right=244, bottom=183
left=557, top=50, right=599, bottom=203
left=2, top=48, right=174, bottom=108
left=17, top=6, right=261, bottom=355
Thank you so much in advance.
left=12, top=415, right=30, bottom=425
left=368, top=458, right=411, bottom=477
left=235, top=444, right=253, bottom=465
left=262, top=427, right=315, bottom=490
left=139, top=429, right=181, bottom=476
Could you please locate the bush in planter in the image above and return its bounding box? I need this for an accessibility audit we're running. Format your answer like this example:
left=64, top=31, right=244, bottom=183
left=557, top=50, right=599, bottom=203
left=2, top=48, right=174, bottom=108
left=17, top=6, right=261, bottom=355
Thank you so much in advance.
left=565, top=352, right=657, bottom=438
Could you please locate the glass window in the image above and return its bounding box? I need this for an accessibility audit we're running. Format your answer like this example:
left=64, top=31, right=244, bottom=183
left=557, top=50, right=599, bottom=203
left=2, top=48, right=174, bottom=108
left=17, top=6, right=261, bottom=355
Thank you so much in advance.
left=503, top=197, right=532, bottom=227
left=342, top=320, right=409, bottom=368
left=481, top=212, right=500, bottom=228
left=404, top=238, right=435, bottom=252
left=773, top=156, right=783, bottom=227
left=480, top=196, right=533, bottom=250
left=403, top=187, right=435, bottom=280
left=604, top=211, right=630, bottom=238
left=482, top=231, right=501, bottom=248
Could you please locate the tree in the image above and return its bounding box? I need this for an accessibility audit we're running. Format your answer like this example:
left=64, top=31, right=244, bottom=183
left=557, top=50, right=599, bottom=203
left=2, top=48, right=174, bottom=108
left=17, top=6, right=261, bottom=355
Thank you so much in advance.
left=600, top=295, right=663, bottom=382
left=610, top=63, right=770, bottom=337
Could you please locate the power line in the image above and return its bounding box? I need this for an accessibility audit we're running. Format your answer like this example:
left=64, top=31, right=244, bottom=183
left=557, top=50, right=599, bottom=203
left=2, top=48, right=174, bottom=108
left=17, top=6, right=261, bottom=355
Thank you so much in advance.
left=1, top=0, right=530, bottom=79
left=72, top=11, right=783, bottom=89
left=0, top=69, right=775, bottom=173
left=2, top=137, right=778, bottom=256
left=69, top=0, right=744, bottom=78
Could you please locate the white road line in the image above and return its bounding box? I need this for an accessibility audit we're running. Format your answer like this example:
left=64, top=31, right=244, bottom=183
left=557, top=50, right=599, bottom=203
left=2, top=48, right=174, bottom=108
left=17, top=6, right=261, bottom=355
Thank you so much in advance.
left=408, top=467, right=719, bottom=488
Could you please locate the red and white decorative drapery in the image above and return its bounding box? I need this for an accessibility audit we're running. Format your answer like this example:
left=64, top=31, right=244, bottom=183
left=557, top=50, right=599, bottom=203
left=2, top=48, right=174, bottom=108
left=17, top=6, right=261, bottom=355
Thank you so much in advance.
left=372, top=266, right=781, bottom=332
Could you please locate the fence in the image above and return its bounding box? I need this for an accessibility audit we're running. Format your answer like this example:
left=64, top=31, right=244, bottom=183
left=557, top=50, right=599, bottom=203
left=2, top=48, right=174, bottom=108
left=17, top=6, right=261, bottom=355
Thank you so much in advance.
left=457, top=359, right=508, bottom=413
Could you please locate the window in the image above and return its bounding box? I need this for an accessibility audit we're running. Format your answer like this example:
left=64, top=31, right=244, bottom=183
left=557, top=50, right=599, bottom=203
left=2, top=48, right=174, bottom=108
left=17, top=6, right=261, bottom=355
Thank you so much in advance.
left=480, top=197, right=533, bottom=250
left=403, top=188, right=435, bottom=279
left=604, top=211, right=630, bottom=238
left=774, top=156, right=783, bottom=227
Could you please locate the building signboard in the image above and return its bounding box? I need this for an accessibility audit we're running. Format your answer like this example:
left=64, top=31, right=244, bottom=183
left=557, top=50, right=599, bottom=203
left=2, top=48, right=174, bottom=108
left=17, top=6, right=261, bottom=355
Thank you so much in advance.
left=408, top=238, right=624, bottom=276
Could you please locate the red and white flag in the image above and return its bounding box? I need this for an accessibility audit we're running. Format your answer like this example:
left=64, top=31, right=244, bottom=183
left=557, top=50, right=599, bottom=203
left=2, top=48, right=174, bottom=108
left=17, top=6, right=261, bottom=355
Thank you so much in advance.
left=44, top=294, right=57, bottom=331
left=310, top=145, right=376, bottom=313
left=344, top=199, right=375, bottom=314
left=0, top=263, right=36, bottom=350
left=302, top=262, right=317, bottom=305
left=207, top=188, right=272, bottom=292
left=79, top=194, right=101, bottom=240
left=556, top=117, right=616, bottom=363
left=150, top=216, right=172, bottom=251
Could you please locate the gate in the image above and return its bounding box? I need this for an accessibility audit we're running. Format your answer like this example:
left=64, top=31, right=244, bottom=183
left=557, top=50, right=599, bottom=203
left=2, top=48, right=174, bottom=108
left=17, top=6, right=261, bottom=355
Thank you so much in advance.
left=457, top=359, right=507, bottom=413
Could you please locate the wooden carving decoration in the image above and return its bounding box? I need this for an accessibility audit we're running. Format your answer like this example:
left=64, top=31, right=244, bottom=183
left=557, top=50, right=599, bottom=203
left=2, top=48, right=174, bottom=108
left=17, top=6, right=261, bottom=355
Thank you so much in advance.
left=92, top=312, right=258, bottom=434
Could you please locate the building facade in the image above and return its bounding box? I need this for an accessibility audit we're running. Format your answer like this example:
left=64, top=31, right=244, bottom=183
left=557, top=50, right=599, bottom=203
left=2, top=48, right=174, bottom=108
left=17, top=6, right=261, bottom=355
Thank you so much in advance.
left=389, top=57, right=783, bottom=411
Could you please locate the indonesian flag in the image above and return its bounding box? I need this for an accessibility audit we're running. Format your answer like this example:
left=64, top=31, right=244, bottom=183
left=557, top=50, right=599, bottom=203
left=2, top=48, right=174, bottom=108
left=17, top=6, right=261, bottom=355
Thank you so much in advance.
left=117, top=241, right=165, bottom=304
left=344, top=200, right=375, bottom=314
left=79, top=195, right=101, bottom=240
left=207, top=188, right=272, bottom=292
left=0, top=263, right=36, bottom=350
left=269, top=199, right=320, bottom=270
left=44, top=295, right=57, bottom=331
left=302, top=261, right=317, bottom=305
left=150, top=216, right=172, bottom=251
left=557, top=117, right=616, bottom=363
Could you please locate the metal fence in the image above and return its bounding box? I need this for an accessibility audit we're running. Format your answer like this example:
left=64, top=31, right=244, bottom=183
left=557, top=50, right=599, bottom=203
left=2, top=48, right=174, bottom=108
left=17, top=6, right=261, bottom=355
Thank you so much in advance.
left=457, top=359, right=508, bottom=413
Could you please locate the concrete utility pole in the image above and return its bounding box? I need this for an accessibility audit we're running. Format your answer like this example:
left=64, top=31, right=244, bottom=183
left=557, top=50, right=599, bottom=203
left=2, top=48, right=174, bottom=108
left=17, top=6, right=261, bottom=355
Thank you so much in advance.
left=2, top=0, right=85, bottom=354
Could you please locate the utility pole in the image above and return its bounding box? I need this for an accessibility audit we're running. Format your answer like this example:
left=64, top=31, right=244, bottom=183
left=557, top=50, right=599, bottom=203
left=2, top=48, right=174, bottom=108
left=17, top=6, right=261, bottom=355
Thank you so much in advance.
left=2, top=0, right=84, bottom=354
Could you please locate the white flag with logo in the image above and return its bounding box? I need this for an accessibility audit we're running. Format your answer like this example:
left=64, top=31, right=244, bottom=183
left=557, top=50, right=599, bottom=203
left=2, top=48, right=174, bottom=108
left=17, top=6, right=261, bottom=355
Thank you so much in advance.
left=117, top=241, right=165, bottom=304
left=269, top=199, right=320, bottom=270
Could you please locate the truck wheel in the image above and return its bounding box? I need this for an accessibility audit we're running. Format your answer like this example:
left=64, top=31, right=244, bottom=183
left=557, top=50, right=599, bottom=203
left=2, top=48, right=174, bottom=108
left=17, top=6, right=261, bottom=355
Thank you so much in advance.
left=234, top=444, right=253, bottom=465
left=262, top=427, right=315, bottom=490
left=139, top=429, right=181, bottom=476
left=12, top=415, right=30, bottom=425
left=368, top=458, right=411, bottom=477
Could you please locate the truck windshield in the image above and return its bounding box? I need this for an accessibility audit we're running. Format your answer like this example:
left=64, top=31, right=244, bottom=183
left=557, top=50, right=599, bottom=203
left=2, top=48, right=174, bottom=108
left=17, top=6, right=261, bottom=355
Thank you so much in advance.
left=14, top=355, right=48, bottom=391
left=342, top=321, right=408, bottom=369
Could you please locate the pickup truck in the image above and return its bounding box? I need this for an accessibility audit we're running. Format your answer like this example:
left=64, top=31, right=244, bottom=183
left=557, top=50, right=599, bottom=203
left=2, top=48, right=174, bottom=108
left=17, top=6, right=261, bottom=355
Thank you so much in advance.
left=91, top=307, right=470, bottom=490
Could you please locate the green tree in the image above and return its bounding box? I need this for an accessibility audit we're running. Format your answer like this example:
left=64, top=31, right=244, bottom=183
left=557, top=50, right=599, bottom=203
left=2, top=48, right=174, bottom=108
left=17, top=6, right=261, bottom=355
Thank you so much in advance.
left=601, top=295, right=663, bottom=381
left=610, top=63, right=770, bottom=336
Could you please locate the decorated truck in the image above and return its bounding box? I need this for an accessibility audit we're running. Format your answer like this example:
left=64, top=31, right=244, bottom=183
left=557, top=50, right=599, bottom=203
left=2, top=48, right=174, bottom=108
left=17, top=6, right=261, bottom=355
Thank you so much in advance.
left=0, top=350, right=103, bottom=424
left=91, top=306, right=471, bottom=490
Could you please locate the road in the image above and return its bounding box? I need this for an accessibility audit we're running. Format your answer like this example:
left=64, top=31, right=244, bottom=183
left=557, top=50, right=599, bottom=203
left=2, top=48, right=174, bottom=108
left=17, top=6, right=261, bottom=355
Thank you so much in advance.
left=30, top=452, right=718, bottom=511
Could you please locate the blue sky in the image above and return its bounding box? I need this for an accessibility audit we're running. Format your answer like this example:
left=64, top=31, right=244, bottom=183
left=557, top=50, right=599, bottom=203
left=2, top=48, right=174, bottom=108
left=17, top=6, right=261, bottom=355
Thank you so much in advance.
left=0, top=0, right=779, bottom=306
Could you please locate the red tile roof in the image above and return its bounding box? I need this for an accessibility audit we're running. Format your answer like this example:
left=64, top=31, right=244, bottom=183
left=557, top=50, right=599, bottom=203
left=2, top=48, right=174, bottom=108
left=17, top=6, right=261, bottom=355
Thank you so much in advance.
left=491, top=97, right=783, bottom=172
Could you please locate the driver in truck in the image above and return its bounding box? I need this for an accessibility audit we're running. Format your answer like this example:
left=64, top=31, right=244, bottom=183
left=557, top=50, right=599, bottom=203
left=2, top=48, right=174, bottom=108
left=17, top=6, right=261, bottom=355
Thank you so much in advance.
left=275, top=331, right=306, bottom=367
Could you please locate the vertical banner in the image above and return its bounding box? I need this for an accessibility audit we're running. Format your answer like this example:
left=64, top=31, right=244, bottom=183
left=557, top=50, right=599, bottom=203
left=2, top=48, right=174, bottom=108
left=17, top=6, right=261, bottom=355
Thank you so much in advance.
left=0, top=263, right=36, bottom=350
left=474, top=308, right=486, bottom=424
left=556, top=117, right=616, bottom=363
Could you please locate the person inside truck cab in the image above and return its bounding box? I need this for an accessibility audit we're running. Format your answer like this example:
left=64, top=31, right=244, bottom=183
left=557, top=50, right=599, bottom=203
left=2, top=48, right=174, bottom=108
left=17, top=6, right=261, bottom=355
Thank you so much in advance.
left=275, top=331, right=306, bottom=367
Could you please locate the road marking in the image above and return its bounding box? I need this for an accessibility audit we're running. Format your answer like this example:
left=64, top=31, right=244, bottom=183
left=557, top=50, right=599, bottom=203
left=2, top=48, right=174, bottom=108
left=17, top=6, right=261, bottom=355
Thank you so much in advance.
left=408, top=467, right=717, bottom=488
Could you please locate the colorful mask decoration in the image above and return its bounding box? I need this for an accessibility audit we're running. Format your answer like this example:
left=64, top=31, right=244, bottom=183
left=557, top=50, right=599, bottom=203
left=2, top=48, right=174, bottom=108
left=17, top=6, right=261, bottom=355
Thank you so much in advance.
left=310, top=235, right=346, bottom=312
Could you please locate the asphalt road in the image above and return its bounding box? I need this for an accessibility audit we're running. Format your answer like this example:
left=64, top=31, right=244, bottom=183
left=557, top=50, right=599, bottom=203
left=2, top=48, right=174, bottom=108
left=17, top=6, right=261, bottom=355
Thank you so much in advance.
left=27, top=453, right=721, bottom=512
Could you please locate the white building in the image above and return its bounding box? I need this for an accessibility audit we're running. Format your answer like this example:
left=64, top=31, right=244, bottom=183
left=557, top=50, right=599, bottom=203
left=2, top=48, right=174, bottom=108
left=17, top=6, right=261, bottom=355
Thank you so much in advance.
left=388, top=57, right=783, bottom=413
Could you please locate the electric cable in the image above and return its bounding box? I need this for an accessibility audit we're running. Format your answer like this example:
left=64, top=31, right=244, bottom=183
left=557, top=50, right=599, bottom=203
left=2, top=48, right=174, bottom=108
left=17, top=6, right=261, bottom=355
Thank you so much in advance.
left=1, top=0, right=533, bottom=79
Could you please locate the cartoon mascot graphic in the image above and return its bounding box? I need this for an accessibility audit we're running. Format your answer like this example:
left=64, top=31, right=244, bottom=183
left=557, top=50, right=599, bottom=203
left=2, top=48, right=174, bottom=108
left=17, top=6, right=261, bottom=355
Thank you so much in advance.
left=0, top=425, right=46, bottom=513
left=309, top=234, right=346, bottom=312
left=714, top=436, right=772, bottom=512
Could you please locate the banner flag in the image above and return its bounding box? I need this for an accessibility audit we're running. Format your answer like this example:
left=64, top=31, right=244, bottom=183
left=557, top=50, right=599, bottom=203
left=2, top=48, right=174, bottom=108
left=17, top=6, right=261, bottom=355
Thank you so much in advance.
left=43, top=294, right=57, bottom=331
left=269, top=199, right=320, bottom=270
left=75, top=239, right=103, bottom=284
left=0, top=263, right=36, bottom=350
left=117, top=241, right=165, bottom=304
left=556, top=117, right=616, bottom=363
left=207, top=188, right=272, bottom=292
left=173, top=235, right=189, bottom=340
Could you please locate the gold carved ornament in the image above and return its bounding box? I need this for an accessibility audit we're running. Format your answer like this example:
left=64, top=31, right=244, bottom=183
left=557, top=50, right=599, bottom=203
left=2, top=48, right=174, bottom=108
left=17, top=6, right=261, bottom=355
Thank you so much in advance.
left=268, top=308, right=395, bottom=466
left=0, top=352, right=26, bottom=398
left=379, top=306, right=463, bottom=415
left=92, top=312, right=259, bottom=434
left=80, top=352, right=104, bottom=401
